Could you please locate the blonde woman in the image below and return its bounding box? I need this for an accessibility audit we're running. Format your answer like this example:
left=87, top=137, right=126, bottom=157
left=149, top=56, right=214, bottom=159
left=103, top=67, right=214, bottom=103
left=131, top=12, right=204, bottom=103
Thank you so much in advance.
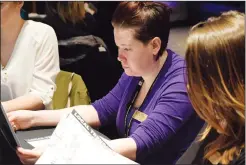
left=185, top=11, right=244, bottom=165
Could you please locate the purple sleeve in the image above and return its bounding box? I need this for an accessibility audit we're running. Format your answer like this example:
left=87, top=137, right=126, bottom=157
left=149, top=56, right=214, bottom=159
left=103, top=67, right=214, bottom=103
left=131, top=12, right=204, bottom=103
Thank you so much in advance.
left=130, top=75, right=194, bottom=159
left=92, top=73, right=128, bottom=126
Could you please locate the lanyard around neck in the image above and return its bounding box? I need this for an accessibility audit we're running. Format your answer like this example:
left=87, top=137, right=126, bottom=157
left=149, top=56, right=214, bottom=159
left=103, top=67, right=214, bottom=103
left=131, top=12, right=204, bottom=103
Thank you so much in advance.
left=124, top=73, right=160, bottom=137
left=123, top=53, right=167, bottom=137
left=124, top=78, right=144, bottom=137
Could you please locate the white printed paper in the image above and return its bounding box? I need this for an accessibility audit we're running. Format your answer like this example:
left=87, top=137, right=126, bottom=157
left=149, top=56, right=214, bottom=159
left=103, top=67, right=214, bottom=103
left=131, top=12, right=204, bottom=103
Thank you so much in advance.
left=36, top=110, right=138, bottom=164
left=26, top=136, right=51, bottom=148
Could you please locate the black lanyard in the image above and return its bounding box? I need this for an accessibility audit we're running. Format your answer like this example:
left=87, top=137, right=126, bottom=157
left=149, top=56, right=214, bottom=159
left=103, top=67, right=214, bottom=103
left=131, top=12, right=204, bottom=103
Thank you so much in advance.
left=124, top=78, right=144, bottom=137
left=124, top=73, right=160, bottom=137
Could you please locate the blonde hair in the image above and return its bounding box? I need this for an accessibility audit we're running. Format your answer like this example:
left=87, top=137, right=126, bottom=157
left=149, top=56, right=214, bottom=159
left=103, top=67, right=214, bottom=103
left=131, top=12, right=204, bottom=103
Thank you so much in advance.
left=186, top=11, right=245, bottom=164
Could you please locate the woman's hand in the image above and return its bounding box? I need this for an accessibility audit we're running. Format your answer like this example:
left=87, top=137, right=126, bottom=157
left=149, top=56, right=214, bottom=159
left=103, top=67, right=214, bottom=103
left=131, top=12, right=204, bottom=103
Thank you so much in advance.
left=16, top=147, right=43, bottom=165
left=7, top=110, right=35, bottom=131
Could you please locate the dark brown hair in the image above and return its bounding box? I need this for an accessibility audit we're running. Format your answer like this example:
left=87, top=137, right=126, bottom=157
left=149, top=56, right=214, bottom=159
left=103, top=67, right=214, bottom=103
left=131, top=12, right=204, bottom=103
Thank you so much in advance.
left=46, top=2, right=86, bottom=24
left=112, top=2, right=171, bottom=59
left=186, top=11, right=245, bottom=164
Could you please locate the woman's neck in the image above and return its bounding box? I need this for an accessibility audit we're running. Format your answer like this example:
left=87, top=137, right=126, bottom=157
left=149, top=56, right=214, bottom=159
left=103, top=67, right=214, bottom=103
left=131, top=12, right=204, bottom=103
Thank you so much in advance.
left=1, top=18, right=25, bottom=45
left=142, top=50, right=168, bottom=89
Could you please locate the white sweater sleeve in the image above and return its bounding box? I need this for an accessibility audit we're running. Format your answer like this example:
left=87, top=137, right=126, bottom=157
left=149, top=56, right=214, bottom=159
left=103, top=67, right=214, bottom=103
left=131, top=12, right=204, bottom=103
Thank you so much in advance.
left=28, top=25, right=60, bottom=109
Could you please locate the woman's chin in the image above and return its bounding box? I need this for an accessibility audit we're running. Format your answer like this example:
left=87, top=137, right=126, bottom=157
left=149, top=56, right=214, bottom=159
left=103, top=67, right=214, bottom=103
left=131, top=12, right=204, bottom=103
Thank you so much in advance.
left=124, top=68, right=134, bottom=76
left=124, top=69, right=140, bottom=77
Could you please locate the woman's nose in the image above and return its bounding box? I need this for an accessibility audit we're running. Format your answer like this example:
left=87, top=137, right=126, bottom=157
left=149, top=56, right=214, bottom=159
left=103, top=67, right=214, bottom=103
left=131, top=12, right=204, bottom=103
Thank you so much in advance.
left=117, top=52, right=126, bottom=62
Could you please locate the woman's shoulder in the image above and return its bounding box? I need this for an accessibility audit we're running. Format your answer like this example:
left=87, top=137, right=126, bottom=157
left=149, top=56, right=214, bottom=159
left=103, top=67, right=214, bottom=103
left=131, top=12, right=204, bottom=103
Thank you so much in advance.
left=24, top=20, right=57, bottom=44
left=25, top=20, right=55, bottom=33
left=159, top=49, right=187, bottom=86
left=166, top=49, right=186, bottom=69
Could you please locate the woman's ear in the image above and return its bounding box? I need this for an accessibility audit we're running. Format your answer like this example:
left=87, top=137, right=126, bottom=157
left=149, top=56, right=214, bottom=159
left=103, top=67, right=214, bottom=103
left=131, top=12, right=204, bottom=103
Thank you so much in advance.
left=151, top=37, right=161, bottom=56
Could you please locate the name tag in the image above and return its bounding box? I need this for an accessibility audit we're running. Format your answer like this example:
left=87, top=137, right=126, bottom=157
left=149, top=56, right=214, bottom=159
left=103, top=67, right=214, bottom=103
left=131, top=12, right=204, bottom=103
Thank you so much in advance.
left=132, top=110, right=148, bottom=122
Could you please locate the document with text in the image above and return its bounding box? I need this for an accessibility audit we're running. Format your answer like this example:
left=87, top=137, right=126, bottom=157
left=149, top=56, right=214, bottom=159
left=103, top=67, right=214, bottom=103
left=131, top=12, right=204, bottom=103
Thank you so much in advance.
left=35, top=110, right=138, bottom=164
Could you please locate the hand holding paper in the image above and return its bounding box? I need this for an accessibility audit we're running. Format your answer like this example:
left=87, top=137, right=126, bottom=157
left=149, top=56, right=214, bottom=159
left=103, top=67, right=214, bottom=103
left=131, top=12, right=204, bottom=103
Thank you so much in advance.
left=17, top=146, right=44, bottom=165
left=35, top=110, right=138, bottom=164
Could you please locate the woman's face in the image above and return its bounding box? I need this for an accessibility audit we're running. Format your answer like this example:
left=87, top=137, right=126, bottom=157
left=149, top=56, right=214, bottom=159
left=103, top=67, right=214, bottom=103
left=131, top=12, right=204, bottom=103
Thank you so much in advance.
left=1, top=2, right=22, bottom=28
left=114, top=27, right=155, bottom=77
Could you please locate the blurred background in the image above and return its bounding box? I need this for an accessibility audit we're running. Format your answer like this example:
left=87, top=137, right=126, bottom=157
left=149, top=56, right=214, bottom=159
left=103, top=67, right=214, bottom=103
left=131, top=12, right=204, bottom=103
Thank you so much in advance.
left=20, top=1, right=245, bottom=139
left=22, top=1, right=245, bottom=57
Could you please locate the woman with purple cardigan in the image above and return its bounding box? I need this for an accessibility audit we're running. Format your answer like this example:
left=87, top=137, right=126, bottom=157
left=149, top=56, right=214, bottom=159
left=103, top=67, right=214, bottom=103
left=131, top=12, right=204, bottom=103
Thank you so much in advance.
left=9, top=2, right=203, bottom=164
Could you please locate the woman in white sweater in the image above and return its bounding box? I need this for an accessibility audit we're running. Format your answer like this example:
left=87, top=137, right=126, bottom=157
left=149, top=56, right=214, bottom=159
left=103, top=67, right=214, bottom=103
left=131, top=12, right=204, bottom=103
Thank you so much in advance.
left=1, top=2, right=60, bottom=112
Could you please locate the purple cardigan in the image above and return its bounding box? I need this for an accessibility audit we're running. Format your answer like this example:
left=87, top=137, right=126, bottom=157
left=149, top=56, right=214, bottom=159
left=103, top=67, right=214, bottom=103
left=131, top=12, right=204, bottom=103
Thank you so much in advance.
left=92, top=49, right=204, bottom=164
